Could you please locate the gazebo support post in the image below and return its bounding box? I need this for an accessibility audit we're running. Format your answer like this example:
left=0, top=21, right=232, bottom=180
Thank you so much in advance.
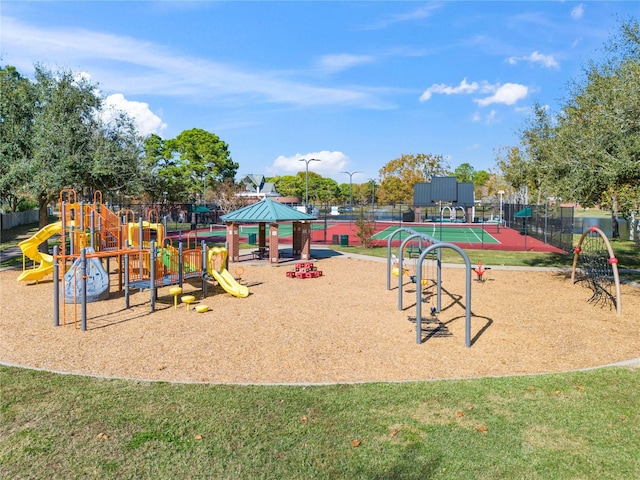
left=300, top=222, right=311, bottom=260
left=293, top=222, right=302, bottom=256
left=269, top=223, right=279, bottom=263
left=226, top=222, right=240, bottom=262
left=259, top=222, right=266, bottom=256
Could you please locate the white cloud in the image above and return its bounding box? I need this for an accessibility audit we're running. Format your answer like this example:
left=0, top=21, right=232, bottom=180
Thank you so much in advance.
left=362, top=4, right=442, bottom=30
left=474, top=83, right=528, bottom=106
left=571, top=4, right=584, bottom=20
left=527, top=51, right=559, bottom=69
left=421, top=78, right=528, bottom=107
left=507, top=51, right=559, bottom=69
left=1, top=16, right=390, bottom=109
left=102, top=93, right=167, bottom=137
left=318, top=54, right=375, bottom=74
left=420, top=78, right=479, bottom=101
left=471, top=109, right=498, bottom=124
left=270, top=151, right=350, bottom=176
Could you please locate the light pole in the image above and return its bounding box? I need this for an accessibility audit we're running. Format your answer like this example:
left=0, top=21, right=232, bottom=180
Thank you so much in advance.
left=498, top=189, right=505, bottom=233
left=369, top=179, right=376, bottom=224
left=299, top=158, right=321, bottom=212
left=341, top=171, right=361, bottom=207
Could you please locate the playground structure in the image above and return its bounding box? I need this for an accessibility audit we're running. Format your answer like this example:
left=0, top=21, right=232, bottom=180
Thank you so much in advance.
left=386, top=227, right=473, bottom=347
left=286, top=262, right=323, bottom=279
left=17, top=189, right=248, bottom=331
left=571, top=226, right=622, bottom=315
left=472, top=261, right=490, bottom=282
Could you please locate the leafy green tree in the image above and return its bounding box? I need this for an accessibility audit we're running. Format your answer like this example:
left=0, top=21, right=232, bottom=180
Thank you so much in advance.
left=315, top=177, right=340, bottom=205
left=164, top=128, right=237, bottom=201
left=144, top=129, right=238, bottom=203
left=377, top=153, right=450, bottom=205
left=3, top=65, right=144, bottom=247
left=271, top=175, right=304, bottom=198
left=453, top=163, right=475, bottom=183
left=0, top=66, right=35, bottom=212
left=503, top=19, right=640, bottom=240
left=554, top=26, right=640, bottom=237
left=142, top=133, right=190, bottom=202
left=453, top=163, right=490, bottom=199
left=472, top=170, right=490, bottom=188
left=338, top=183, right=351, bottom=204
left=303, top=171, right=324, bottom=205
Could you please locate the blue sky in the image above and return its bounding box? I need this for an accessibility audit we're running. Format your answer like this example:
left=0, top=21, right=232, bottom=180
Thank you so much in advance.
left=1, top=1, right=636, bottom=184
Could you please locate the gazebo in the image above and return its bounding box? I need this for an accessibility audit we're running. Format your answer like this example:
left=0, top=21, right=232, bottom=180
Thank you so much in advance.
left=221, top=198, right=317, bottom=264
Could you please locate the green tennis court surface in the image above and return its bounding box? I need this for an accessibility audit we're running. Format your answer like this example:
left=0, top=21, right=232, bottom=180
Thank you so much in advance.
left=189, top=223, right=334, bottom=239
left=371, top=224, right=500, bottom=244
left=238, top=223, right=331, bottom=237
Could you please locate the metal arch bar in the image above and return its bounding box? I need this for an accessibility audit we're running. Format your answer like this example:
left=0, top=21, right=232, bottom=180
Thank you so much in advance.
left=386, top=227, right=438, bottom=291
left=571, top=226, right=622, bottom=315
left=397, top=232, right=433, bottom=311
left=415, top=242, right=472, bottom=347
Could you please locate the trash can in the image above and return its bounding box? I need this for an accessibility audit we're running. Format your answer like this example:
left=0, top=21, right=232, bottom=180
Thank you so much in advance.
left=340, top=234, right=349, bottom=246
left=248, top=233, right=257, bottom=244
left=332, top=234, right=339, bottom=245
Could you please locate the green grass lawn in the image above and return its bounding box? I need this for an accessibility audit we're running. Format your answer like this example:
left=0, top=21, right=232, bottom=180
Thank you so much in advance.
left=1, top=365, right=638, bottom=479
left=331, top=241, right=640, bottom=269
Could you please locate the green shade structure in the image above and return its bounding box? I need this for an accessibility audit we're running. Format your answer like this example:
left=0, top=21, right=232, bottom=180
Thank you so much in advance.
left=514, top=207, right=532, bottom=218
left=193, top=205, right=212, bottom=213
left=221, top=198, right=316, bottom=264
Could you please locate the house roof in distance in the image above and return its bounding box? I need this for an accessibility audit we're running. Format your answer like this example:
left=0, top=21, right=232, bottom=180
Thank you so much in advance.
left=221, top=198, right=316, bottom=222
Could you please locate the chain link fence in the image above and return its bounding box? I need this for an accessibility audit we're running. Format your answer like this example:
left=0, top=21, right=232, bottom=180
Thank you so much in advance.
left=502, top=203, right=574, bottom=252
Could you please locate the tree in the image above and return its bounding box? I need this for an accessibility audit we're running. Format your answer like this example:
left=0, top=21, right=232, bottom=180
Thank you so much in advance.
left=315, top=177, right=340, bottom=205
left=453, top=163, right=475, bottom=183
left=271, top=175, right=304, bottom=198
left=144, top=129, right=238, bottom=203
left=354, top=215, right=375, bottom=248
left=353, top=181, right=377, bottom=206
left=3, top=65, right=145, bottom=250
left=506, top=19, right=640, bottom=240
left=212, top=178, right=248, bottom=214
left=338, top=183, right=351, bottom=204
left=377, top=153, right=450, bottom=204
left=142, top=134, right=190, bottom=202
left=164, top=128, right=238, bottom=201
left=453, top=163, right=491, bottom=199
left=554, top=34, right=640, bottom=237
left=0, top=66, right=35, bottom=212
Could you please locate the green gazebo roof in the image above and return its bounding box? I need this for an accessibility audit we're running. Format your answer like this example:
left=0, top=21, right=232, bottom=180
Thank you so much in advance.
left=221, top=198, right=316, bottom=222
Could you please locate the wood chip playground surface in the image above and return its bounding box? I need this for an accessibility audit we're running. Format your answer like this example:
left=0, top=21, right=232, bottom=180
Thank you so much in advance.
left=1, top=251, right=639, bottom=385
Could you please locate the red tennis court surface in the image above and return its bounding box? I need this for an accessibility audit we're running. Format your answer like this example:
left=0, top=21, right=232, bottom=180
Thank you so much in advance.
left=179, top=221, right=565, bottom=253
left=308, top=221, right=565, bottom=253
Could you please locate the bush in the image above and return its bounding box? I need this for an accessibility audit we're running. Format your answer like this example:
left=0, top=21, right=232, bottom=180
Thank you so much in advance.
left=354, top=215, right=375, bottom=248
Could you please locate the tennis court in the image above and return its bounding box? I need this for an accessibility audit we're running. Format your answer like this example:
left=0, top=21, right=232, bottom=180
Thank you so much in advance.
left=237, top=223, right=331, bottom=238
left=183, top=223, right=333, bottom=240
left=371, top=223, right=501, bottom=245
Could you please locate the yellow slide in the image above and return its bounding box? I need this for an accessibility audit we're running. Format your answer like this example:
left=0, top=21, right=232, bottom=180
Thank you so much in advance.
left=206, top=248, right=249, bottom=298
left=17, top=221, right=62, bottom=282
